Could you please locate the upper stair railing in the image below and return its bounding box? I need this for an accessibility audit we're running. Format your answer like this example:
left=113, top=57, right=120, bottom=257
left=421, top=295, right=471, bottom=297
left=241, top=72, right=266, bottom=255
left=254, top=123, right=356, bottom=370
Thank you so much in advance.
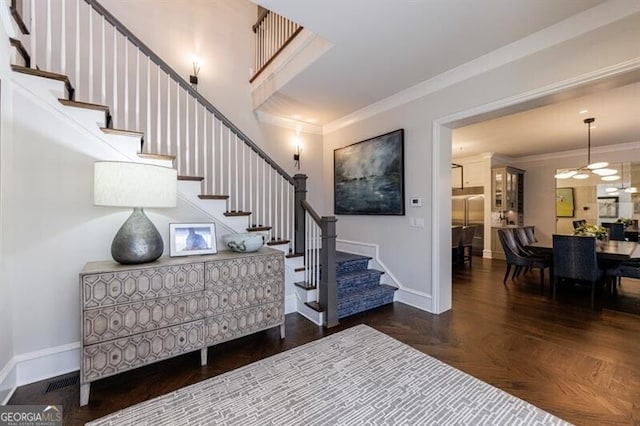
left=250, top=7, right=302, bottom=83
left=13, top=0, right=296, bottom=246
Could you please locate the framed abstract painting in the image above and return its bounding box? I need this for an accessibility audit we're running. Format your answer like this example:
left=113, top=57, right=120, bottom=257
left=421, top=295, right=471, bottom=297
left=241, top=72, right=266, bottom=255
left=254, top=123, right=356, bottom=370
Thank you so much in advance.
left=334, top=129, right=405, bottom=215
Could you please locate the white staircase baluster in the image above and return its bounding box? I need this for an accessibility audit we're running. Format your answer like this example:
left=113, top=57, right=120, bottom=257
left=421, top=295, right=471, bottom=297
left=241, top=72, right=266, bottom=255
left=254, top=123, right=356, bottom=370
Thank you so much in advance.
left=75, top=0, right=80, bottom=94
left=30, top=0, right=36, bottom=69
left=101, top=16, right=105, bottom=105
left=134, top=49, right=140, bottom=130
left=112, top=28, right=118, bottom=125
left=46, top=0, right=51, bottom=71
left=156, top=65, right=162, bottom=156
left=124, top=42, right=129, bottom=129
left=88, top=7, right=93, bottom=100
left=60, top=0, right=65, bottom=74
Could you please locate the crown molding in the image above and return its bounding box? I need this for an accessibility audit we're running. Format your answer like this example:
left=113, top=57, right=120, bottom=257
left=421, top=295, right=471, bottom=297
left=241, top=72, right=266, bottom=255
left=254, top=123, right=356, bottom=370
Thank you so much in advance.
left=323, top=0, right=640, bottom=135
left=510, top=140, right=640, bottom=164
left=256, top=110, right=323, bottom=134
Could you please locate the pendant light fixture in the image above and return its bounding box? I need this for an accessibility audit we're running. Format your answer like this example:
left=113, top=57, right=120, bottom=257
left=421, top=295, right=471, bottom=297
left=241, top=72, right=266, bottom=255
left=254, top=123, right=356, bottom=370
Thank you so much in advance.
left=603, top=163, right=637, bottom=195
left=555, top=117, right=618, bottom=180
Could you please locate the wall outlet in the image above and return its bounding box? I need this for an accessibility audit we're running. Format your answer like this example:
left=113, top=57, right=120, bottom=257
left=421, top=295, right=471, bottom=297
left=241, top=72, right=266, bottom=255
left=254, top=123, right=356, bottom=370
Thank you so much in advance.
left=410, top=198, right=422, bottom=207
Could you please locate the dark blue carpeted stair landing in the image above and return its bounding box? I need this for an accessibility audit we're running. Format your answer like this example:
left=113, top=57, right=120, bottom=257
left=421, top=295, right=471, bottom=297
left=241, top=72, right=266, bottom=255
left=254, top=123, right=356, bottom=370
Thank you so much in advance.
left=335, top=251, right=396, bottom=318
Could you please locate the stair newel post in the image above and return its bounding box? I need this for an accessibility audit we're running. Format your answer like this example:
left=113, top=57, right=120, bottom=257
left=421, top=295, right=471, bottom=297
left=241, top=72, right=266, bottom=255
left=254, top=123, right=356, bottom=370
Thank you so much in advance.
left=320, top=216, right=339, bottom=327
left=294, top=174, right=307, bottom=254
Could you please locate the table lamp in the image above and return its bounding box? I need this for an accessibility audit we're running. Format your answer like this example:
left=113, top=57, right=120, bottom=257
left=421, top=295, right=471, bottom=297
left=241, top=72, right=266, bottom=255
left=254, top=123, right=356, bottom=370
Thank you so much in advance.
left=94, top=161, right=177, bottom=264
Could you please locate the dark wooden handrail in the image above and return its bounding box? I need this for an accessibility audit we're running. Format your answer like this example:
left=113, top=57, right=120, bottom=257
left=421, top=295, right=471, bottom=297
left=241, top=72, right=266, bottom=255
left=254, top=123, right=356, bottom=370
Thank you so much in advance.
left=301, top=200, right=322, bottom=225
left=87, top=0, right=295, bottom=186
left=252, top=7, right=270, bottom=33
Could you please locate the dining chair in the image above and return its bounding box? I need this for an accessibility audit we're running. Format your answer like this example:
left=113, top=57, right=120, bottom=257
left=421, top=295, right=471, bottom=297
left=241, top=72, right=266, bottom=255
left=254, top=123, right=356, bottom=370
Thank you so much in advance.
left=602, top=222, right=625, bottom=241
left=552, top=234, right=604, bottom=309
left=523, top=226, right=537, bottom=243
left=572, top=219, right=587, bottom=230
left=452, top=226, right=463, bottom=267
left=497, top=228, right=552, bottom=294
left=460, top=226, right=476, bottom=266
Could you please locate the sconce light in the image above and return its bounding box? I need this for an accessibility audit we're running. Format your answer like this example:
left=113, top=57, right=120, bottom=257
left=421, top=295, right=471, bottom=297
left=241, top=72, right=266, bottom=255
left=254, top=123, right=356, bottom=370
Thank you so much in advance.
left=190, top=59, right=200, bottom=90
left=293, top=137, right=302, bottom=170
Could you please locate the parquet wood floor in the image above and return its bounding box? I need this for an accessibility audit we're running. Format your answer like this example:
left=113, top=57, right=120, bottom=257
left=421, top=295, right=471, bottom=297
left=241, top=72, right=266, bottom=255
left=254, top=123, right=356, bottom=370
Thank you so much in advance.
left=9, top=257, right=640, bottom=425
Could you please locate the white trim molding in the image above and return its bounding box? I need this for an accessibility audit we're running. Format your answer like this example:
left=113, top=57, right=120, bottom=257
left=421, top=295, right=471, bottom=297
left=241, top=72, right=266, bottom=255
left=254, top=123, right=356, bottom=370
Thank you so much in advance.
left=432, top=59, right=640, bottom=319
left=14, top=342, right=81, bottom=388
left=0, top=358, right=17, bottom=405
left=337, top=239, right=433, bottom=312
left=256, top=110, right=323, bottom=135
left=323, top=1, right=640, bottom=135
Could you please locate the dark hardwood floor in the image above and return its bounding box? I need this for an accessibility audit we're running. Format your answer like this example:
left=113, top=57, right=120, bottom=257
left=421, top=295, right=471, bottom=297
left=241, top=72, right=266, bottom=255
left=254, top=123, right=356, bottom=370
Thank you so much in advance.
left=9, top=257, right=640, bottom=425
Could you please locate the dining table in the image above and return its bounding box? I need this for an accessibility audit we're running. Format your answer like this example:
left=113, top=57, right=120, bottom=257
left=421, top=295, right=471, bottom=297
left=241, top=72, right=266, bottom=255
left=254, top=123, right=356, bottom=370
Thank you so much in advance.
left=527, top=238, right=639, bottom=261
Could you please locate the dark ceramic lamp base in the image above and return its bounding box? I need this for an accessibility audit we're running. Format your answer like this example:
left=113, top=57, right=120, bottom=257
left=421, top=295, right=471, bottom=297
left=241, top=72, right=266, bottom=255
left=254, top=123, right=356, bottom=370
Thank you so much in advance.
left=111, top=207, right=163, bottom=264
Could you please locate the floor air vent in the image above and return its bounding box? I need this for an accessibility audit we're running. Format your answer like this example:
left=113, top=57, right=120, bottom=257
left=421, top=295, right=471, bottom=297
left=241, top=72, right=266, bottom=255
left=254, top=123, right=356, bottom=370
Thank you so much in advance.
left=45, top=375, right=79, bottom=393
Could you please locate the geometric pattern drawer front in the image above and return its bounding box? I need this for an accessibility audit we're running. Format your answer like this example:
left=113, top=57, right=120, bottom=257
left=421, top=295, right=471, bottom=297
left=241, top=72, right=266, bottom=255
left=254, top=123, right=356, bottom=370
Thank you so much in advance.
left=82, top=263, right=204, bottom=308
left=82, top=320, right=203, bottom=382
left=203, top=302, right=283, bottom=346
left=205, top=254, right=282, bottom=288
left=83, top=292, right=204, bottom=345
left=203, top=278, right=282, bottom=317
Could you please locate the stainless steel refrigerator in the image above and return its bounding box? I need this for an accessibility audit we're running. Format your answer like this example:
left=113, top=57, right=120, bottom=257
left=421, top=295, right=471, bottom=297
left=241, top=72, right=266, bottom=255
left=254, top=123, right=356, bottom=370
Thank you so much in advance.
left=452, top=189, right=484, bottom=256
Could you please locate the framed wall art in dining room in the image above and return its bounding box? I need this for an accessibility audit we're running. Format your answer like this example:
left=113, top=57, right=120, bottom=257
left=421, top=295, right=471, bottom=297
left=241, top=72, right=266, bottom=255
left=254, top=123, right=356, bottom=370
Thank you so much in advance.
left=169, top=222, right=217, bottom=256
left=334, top=129, right=405, bottom=215
left=598, top=196, right=619, bottom=219
left=555, top=187, right=575, bottom=218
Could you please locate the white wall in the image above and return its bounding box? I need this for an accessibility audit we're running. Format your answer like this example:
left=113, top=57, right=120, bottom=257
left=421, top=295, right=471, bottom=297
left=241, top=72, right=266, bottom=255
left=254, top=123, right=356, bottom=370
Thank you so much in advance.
left=323, top=11, right=640, bottom=312
left=0, top=7, right=16, bottom=403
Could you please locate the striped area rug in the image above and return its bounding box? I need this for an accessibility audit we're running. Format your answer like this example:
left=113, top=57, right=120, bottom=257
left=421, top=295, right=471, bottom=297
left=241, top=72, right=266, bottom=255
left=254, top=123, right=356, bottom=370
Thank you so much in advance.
left=87, top=325, right=570, bottom=425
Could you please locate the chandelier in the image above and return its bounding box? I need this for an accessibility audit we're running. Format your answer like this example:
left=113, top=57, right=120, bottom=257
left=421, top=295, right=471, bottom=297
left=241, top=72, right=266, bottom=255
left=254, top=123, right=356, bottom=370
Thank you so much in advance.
left=554, top=117, right=618, bottom=180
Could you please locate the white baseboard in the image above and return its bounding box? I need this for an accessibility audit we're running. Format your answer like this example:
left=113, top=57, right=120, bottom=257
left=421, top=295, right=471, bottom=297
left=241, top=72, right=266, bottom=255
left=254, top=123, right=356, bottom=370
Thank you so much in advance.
left=15, top=342, right=81, bottom=387
left=395, top=289, right=433, bottom=312
left=285, top=294, right=297, bottom=314
left=0, top=358, right=17, bottom=405
left=337, top=239, right=435, bottom=313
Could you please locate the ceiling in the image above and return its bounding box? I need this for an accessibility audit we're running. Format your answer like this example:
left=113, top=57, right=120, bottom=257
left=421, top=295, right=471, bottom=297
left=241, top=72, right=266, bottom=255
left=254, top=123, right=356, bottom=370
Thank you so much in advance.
left=452, top=80, right=640, bottom=159
left=253, top=0, right=640, bottom=158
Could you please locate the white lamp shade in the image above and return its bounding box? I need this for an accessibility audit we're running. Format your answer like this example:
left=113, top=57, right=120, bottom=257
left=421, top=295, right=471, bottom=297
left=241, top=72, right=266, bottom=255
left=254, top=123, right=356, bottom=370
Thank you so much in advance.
left=94, top=161, right=177, bottom=208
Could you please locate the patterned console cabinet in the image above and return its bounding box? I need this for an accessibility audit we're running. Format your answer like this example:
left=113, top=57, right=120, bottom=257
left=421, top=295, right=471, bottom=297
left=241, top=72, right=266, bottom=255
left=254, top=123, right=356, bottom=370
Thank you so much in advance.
left=79, top=247, right=284, bottom=406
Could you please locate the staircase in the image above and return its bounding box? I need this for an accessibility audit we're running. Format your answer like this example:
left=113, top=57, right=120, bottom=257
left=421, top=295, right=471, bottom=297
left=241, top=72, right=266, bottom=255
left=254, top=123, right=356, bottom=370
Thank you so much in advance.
left=300, top=252, right=397, bottom=319
left=4, top=0, right=398, bottom=327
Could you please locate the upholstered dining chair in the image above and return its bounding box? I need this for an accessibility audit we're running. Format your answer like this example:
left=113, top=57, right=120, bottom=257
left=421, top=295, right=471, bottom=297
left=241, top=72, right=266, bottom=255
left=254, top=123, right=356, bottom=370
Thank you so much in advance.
left=460, top=226, right=476, bottom=266
left=572, top=219, right=587, bottom=230
left=602, top=222, right=626, bottom=241
left=552, top=234, right=604, bottom=309
left=452, top=226, right=463, bottom=267
left=497, top=228, right=552, bottom=294
left=523, top=226, right=537, bottom=243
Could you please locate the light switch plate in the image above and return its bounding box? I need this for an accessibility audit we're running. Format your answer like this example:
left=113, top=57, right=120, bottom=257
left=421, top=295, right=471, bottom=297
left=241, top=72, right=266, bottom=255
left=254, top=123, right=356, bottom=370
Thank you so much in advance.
left=410, top=197, right=422, bottom=207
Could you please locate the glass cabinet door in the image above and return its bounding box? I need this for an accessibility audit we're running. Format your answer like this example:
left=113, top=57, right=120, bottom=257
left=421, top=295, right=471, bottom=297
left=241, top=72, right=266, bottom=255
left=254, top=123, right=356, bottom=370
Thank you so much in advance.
left=493, top=169, right=504, bottom=210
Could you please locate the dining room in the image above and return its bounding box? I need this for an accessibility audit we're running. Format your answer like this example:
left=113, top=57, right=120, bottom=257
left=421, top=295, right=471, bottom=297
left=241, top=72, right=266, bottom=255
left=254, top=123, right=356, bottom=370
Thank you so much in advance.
left=452, top=79, right=640, bottom=314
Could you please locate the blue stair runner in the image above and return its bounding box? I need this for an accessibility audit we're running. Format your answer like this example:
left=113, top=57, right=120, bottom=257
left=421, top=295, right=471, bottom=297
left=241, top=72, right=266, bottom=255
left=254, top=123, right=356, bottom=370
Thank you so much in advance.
left=334, top=251, right=396, bottom=318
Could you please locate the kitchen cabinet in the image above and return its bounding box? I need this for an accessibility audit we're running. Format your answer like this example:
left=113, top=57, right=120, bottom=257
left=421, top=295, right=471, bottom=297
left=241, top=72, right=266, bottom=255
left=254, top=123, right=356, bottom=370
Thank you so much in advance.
left=492, top=166, right=525, bottom=225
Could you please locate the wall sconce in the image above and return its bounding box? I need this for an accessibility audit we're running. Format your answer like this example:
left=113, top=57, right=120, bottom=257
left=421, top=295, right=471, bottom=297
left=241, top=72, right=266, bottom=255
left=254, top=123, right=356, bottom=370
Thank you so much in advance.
left=293, top=137, right=302, bottom=170
left=190, top=59, right=200, bottom=90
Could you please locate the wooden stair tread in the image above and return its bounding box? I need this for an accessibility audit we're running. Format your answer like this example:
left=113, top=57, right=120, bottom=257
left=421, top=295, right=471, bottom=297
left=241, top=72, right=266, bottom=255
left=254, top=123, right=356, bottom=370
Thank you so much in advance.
left=178, top=175, right=204, bottom=181
left=9, top=38, right=30, bottom=67
left=247, top=226, right=272, bottom=232
left=286, top=253, right=304, bottom=259
left=13, top=66, right=74, bottom=99
left=294, top=281, right=316, bottom=290
left=267, top=239, right=290, bottom=246
left=199, top=194, right=229, bottom=200
left=224, top=211, right=251, bottom=217
left=100, top=127, right=144, bottom=137
left=10, top=4, right=29, bottom=35
left=304, top=301, right=324, bottom=313
left=137, top=152, right=176, bottom=161
left=59, top=98, right=109, bottom=112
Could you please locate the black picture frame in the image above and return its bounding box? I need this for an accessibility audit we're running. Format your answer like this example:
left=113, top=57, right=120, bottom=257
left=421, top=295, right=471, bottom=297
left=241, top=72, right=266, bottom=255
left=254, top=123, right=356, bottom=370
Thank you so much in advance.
left=555, top=187, right=575, bottom=218
left=597, top=196, right=619, bottom=219
left=334, top=129, right=405, bottom=215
